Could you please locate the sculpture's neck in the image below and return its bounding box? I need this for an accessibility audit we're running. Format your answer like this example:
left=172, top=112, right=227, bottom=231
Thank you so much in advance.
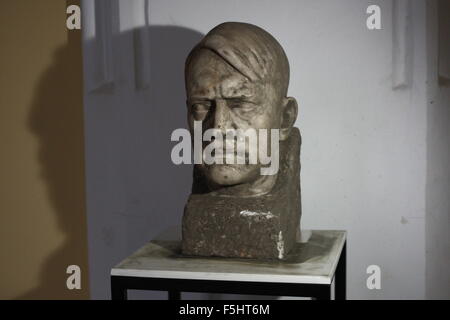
left=207, top=173, right=278, bottom=198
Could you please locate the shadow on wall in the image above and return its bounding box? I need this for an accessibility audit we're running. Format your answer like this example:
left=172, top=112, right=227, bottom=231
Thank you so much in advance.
left=83, top=25, right=210, bottom=299
left=17, top=28, right=89, bottom=299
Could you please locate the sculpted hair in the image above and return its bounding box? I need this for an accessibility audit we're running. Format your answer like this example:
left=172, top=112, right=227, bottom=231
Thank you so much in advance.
left=185, top=22, right=290, bottom=96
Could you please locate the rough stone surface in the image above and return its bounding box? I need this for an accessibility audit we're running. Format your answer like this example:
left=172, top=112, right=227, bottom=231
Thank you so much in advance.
left=182, top=128, right=301, bottom=260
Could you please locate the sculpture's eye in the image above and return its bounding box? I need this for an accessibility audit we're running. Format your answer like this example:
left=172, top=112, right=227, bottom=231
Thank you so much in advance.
left=191, top=102, right=211, bottom=120
left=192, top=103, right=209, bottom=112
left=226, top=99, right=244, bottom=109
left=227, top=99, right=257, bottom=117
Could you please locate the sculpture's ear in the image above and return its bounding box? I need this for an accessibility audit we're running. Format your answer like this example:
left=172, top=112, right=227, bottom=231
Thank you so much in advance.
left=280, top=97, right=298, bottom=141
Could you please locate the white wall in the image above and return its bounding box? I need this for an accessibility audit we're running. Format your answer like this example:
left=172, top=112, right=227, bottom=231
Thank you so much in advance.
left=82, top=0, right=447, bottom=299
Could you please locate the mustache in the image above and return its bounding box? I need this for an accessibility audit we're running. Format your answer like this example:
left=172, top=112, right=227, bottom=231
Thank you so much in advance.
left=202, top=139, right=250, bottom=157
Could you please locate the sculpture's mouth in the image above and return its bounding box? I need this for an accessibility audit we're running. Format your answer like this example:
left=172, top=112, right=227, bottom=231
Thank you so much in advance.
left=205, top=149, right=250, bottom=165
left=214, top=151, right=247, bottom=160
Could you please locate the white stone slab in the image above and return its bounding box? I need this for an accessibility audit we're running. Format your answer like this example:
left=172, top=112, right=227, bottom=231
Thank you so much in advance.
left=111, top=230, right=346, bottom=285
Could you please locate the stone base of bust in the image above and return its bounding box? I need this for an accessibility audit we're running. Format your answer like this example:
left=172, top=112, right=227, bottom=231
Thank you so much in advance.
left=182, top=128, right=301, bottom=260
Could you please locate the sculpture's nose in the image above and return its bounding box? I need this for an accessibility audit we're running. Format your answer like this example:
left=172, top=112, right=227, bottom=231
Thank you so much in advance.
left=213, top=99, right=232, bottom=130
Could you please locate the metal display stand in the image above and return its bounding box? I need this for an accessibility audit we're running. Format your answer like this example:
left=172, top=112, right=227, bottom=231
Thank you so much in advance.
left=111, top=230, right=346, bottom=300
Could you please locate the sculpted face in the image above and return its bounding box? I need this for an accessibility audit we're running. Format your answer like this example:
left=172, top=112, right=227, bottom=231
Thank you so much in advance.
left=184, top=22, right=297, bottom=196
left=186, top=49, right=283, bottom=192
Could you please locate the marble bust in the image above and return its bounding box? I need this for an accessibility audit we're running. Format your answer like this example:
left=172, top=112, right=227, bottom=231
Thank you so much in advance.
left=181, top=22, right=301, bottom=260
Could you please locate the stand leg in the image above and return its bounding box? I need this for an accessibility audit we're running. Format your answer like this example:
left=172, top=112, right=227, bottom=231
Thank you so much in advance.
left=168, top=291, right=181, bottom=300
left=314, top=285, right=331, bottom=300
left=335, top=241, right=346, bottom=300
left=111, top=276, right=128, bottom=300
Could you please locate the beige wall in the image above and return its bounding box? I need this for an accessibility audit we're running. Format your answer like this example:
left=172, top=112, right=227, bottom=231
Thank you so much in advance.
left=0, top=0, right=89, bottom=299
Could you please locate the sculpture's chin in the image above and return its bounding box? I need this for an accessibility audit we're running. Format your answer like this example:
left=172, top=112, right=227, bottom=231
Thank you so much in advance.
left=205, top=164, right=260, bottom=187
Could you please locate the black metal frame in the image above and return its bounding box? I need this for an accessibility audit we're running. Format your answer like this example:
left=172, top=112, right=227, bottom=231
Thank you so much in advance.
left=111, top=241, right=346, bottom=300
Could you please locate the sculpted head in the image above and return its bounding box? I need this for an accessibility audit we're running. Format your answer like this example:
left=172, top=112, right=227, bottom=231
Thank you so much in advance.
left=185, top=22, right=297, bottom=196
